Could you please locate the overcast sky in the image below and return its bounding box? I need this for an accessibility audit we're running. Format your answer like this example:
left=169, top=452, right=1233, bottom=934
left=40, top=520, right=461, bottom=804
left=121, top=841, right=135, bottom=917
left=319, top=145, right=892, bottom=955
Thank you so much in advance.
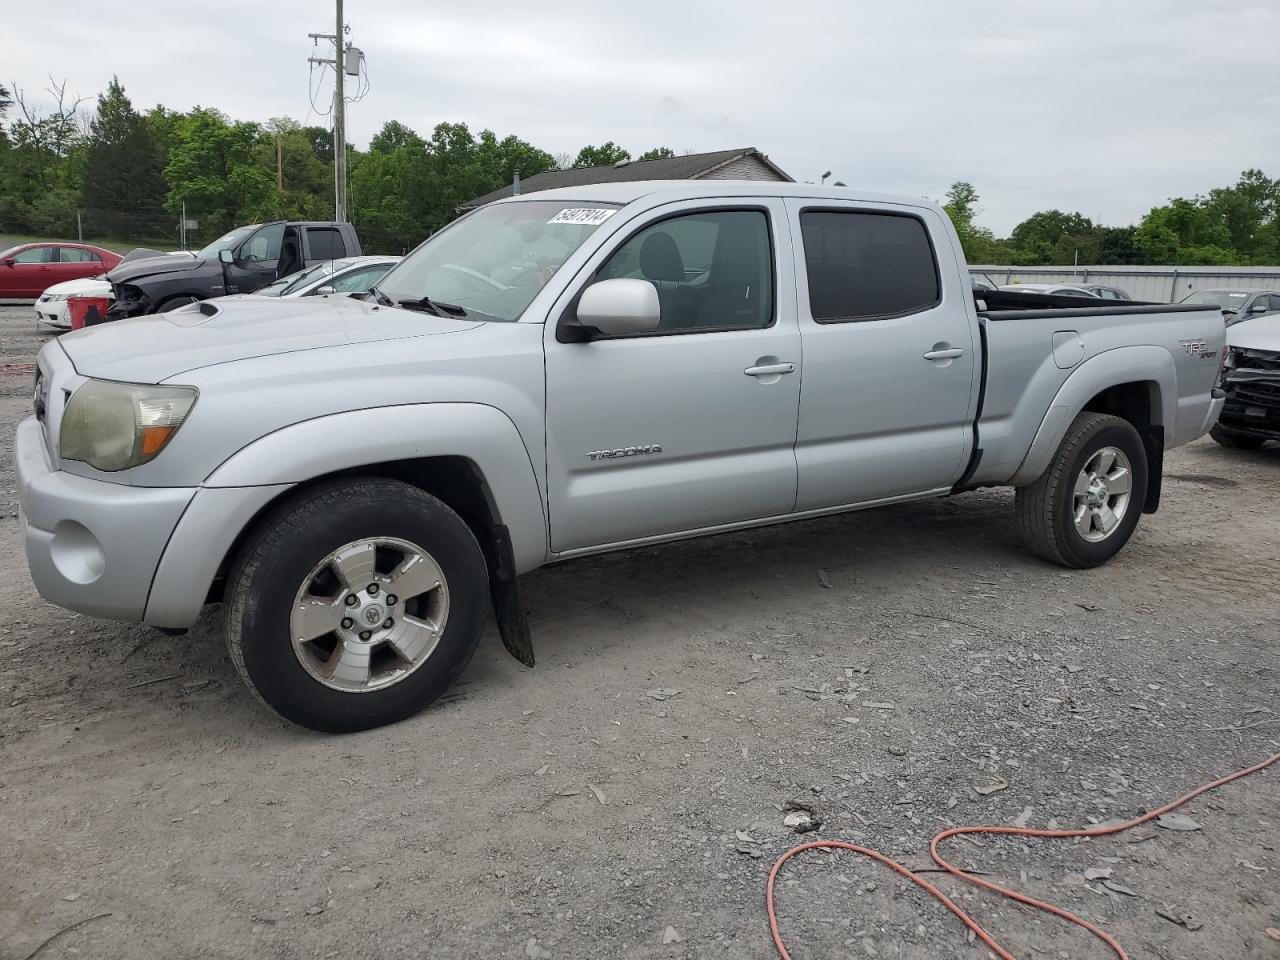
left=5, top=0, right=1278, bottom=234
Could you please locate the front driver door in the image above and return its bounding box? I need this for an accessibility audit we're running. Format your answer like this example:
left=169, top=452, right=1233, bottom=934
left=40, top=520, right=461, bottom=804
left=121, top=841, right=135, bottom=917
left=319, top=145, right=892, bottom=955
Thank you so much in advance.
left=225, top=223, right=285, bottom=294
left=544, top=199, right=802, bottom=554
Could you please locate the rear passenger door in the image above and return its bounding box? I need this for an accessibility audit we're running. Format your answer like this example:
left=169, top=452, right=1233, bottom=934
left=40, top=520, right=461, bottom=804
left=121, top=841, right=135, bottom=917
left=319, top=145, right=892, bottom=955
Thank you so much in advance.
left=55, top=246, right=104, bottom=284
left=785, top=200, right=979, bottom=510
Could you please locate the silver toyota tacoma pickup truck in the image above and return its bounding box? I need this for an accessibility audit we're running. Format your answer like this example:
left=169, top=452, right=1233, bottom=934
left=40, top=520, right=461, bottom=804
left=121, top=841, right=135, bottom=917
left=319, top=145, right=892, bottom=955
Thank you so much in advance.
left=17, top=182, right=1227, bottom=731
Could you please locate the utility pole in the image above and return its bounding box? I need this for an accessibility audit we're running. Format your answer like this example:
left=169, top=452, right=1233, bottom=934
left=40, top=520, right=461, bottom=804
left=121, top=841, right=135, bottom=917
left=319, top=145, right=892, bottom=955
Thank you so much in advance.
left=333, top=0, right=346, bottom=222
left=308, top=0, right=359, bottom=223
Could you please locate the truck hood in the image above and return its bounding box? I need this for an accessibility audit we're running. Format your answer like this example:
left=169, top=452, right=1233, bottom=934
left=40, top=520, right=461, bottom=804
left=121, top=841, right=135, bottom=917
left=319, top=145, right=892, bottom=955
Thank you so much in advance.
left=58, top=295, right=480, bottom=382
left=1226, top=313, right=1280, bottom=353
left=106, top=254, right=214, bottom=285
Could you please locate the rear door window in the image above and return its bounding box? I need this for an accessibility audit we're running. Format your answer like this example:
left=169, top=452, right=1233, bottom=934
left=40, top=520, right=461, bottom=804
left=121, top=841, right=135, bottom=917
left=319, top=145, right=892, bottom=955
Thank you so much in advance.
left=799, top=211, right=940, bottom=322
left=307, top=227, right=347, bottom=260
left=59, top=247, right=101, bottom=263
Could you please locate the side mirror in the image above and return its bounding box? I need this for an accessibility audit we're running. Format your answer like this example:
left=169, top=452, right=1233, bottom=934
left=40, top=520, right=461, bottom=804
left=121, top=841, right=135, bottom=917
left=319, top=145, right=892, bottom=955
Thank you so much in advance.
left=2, top=258, right=14, bottom=268
left=314, top=285, right=336, bottom=296
left=1249, top=303, right=1269, bottom=313
left=576, top=278, right=661, bottom=337
left=218, top=249, right=234, bottom=264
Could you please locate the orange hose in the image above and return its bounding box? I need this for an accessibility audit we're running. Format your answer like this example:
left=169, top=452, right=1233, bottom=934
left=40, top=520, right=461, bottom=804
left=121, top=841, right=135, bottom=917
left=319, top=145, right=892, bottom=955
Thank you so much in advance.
left=767, top=752, right=1279, bottom=960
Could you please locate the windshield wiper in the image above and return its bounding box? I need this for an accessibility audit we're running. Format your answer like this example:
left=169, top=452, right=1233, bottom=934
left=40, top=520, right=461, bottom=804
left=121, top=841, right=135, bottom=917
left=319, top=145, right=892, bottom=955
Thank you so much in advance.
left=396, top=296, right=468, bottom=317
left=369, top=288, right=395, bottom=307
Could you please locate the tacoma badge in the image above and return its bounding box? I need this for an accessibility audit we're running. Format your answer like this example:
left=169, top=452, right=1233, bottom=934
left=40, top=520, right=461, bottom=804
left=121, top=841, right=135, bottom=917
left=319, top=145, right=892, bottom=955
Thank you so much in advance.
left=587, top=444, right=663, bottom=461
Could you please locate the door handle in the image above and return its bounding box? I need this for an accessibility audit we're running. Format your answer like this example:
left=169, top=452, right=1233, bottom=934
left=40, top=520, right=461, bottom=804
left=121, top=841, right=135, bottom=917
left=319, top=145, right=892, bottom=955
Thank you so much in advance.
left=923, top=348, right=964, bottom=361
left=744, top=362, right=796, bottom=377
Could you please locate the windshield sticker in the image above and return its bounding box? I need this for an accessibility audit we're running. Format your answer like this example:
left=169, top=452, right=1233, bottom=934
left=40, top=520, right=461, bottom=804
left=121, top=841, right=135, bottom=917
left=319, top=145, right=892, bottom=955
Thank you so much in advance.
left=548, top=208, right=615, bottom=226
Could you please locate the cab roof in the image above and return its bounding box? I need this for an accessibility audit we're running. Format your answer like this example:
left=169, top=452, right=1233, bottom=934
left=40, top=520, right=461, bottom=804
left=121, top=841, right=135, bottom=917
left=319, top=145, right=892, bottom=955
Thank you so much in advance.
left=490, top=180, right=943, bottom=214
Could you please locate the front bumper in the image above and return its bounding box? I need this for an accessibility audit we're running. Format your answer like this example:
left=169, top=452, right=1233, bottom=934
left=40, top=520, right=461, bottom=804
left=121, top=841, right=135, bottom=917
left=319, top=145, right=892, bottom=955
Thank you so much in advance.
left=16, top=416, right=195, bottom=622
left=17, top=416, right=295, bottom=628
left=1217, top=363, right=1280, bottom=440
left=35, top=301, right=71, bottom=328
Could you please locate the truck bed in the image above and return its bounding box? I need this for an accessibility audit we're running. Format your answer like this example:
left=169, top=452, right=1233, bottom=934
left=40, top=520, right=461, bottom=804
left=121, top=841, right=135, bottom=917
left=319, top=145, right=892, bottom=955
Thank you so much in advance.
left=966, top=294, right=1225, bottom=487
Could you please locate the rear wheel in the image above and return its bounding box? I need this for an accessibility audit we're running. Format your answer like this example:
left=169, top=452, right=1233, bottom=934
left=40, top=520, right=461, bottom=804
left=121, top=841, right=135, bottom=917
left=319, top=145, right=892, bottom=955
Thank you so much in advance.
left=224, top=478, right=489, bottom=732
left=1210, top=426, right=1266, bottom=450
left=1016, top=412, right=1148, bottom=568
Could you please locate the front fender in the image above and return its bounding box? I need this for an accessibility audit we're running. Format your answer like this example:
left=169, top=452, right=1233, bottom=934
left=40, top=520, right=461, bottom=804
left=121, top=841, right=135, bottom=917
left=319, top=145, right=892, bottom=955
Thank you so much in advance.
left=204, top=402, right=548, bottom=573
left=1010, top=345, right=1174, bottom=486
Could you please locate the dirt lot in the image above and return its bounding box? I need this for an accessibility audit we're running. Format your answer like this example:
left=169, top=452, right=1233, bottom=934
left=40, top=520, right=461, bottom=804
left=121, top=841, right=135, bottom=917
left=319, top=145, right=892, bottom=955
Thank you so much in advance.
left=1, top=304, right=1277, bottom=960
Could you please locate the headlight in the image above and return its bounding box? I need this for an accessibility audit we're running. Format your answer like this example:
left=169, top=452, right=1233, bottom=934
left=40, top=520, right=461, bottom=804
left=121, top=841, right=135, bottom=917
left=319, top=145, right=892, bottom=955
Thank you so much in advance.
left=44, top=293, right=67, bottom=302
left=59, top=380, right=198, bottom=472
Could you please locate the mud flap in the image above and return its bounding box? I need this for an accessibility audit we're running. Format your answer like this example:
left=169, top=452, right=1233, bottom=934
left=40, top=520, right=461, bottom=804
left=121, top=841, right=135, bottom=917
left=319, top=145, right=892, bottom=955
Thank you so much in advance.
left=488, top=523, right=534, bottom=667
left=1141, top=425, right=1164, bottom=514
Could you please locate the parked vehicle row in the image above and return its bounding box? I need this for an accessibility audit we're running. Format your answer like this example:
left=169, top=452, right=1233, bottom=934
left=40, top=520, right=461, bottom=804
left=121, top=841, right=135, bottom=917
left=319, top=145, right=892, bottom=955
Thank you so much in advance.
left=105, top=220, right=362, bottom=318
left=1179, top=288, right=1280, bottom=325
left=1, top=243, right=122, bottom=298
left=997, top=282, right=1132, bottom=299
left=18, top=181, right=1227, bottom=732
left=34, top=254, right=398, bottom=328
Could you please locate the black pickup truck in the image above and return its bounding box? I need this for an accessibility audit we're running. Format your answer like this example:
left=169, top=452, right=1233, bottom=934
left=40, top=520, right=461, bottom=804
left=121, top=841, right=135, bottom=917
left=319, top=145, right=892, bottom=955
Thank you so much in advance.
left=106, top=220, right=362, bottom=318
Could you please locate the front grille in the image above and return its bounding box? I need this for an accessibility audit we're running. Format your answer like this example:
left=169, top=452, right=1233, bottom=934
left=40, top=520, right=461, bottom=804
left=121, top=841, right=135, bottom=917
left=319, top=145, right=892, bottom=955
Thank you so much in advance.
left=1232, top=381, right=1280, bottom=408
left=1233, top=348, right=1280, bottom=374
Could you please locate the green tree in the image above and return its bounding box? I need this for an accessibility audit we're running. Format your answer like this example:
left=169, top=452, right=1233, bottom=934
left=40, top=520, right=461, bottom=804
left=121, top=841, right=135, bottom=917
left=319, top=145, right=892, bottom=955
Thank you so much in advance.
left=941, top=181, right=1007, bottom=263
left=302, top=124, right=333, bottom=164
left=0, top=78, right=87, bottom=234
left=572, top=142, right=630, bottom=168
left=369, top=120, right=423, bottom=155
left=637, top=146, right=675, bottom=161
left=1133, top=197, right=1234, bottom=265
left=80, top=77, right=169, bottom=240
left=1203, top=169, right=1278, bottom=262
left=348, top=120, right=555, bottom=253
left=163, top=108, right=272, bottom=235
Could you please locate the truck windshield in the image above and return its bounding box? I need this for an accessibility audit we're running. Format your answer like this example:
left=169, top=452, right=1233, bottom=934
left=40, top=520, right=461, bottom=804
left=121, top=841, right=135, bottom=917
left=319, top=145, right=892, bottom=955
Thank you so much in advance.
left=194, top=227, right=255, bottom=260
left=372, top=201, right=621, bottom=321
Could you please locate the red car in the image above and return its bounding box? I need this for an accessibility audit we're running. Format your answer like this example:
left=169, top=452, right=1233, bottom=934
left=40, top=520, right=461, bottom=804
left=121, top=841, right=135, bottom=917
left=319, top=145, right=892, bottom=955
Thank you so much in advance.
left=0, top=242, right=122, bottom=299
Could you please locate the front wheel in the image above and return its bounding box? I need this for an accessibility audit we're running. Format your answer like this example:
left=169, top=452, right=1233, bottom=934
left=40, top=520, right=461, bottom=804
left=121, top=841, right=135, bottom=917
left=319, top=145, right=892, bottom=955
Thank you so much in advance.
left=1016, top=412, right=1148, bottom=568
left=157, top=295, right=199, bottom=313
left=224, top=478, right=489, bottom=732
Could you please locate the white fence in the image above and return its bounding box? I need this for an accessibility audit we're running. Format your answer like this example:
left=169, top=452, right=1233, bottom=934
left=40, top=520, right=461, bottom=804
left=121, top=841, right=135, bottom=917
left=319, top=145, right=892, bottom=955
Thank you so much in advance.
left=969, top=264, right=1280, bottom=303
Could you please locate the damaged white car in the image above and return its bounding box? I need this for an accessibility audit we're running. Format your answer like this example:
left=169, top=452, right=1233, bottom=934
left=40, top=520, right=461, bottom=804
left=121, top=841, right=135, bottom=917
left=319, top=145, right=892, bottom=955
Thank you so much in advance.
left=1213, top=312, right=1280, bottom=449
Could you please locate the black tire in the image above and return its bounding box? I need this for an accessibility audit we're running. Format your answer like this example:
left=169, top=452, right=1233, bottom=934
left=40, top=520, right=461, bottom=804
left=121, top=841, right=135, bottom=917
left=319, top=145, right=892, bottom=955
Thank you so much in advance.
left=1210, top=426, right=1266, bottom=450
left=1016, top=412, right=1148, bottom=569
left=224, top=478, right=488, bottom=732
left=157, top=296, right=199, bottom=313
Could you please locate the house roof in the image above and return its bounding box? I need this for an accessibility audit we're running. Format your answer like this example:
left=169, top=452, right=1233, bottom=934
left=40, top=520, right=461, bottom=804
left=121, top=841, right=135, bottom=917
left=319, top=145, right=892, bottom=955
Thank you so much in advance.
left=459, top=147, right=792, bottom=209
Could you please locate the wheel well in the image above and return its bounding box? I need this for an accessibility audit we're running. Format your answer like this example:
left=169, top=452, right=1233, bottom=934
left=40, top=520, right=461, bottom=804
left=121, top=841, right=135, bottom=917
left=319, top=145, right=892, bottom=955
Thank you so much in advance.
left=1081, top=380, right=1164, bottom=514
left=1081, top=380, right=1156, bottom=430
left=207, top=456, right=501, bottom=603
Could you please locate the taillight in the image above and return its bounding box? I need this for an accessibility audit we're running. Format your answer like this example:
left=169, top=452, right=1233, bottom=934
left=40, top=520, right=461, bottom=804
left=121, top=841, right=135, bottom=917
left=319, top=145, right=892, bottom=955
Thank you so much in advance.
left=1216, top=346, right=1230, bottom=384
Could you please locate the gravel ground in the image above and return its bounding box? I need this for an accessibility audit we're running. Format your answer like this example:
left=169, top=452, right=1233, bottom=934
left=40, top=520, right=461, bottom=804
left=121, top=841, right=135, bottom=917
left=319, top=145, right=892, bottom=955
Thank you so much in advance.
left=1, top=304, right=1277, bottom=960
